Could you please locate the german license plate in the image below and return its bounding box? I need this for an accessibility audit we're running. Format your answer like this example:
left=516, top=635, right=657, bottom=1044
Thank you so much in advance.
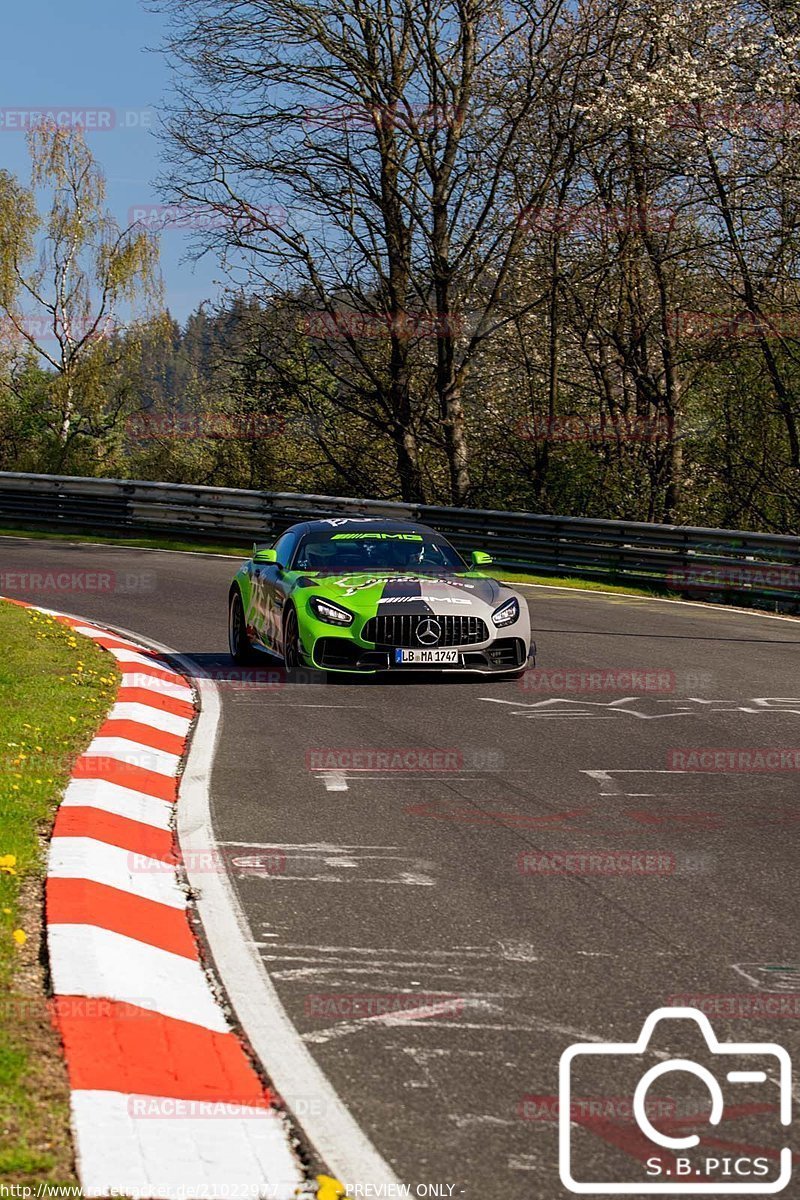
left=395, top=648, right=460, bottom=664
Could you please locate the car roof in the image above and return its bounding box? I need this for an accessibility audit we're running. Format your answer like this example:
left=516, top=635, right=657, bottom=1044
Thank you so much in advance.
left=285, top=518, right=440, bottom=537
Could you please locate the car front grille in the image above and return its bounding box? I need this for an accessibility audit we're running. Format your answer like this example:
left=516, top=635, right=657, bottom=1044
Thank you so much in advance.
left=362, top=613, right=489, bottom=647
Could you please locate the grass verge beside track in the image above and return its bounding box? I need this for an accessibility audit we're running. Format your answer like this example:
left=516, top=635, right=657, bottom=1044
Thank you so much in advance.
left=0, top=602, right=119, bottom=1183
left=497, top=570, right=673, bottom=598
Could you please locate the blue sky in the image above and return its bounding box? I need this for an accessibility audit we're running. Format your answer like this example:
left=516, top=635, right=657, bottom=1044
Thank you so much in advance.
left=0, top=0, right=222, bottom=324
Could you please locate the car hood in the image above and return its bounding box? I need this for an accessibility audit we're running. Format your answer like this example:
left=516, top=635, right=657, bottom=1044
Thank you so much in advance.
left=296, top=571, right=508, bottom=615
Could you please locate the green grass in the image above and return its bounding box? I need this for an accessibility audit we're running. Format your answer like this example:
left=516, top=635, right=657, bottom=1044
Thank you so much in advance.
left=0, top=602, right=119, bottom=1183
left=496, top=569, right=676, bottom=598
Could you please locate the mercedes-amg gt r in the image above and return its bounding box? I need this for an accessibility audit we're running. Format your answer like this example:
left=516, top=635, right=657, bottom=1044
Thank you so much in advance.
left=227, top=517, right=534, bottom=676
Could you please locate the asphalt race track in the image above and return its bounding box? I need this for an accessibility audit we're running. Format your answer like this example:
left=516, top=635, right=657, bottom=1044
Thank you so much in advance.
left=3, top=534, right=800, bottom=1198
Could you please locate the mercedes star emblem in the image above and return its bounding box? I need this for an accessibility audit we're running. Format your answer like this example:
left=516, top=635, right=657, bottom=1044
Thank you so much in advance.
left=416, top=617, right=442, bottom=646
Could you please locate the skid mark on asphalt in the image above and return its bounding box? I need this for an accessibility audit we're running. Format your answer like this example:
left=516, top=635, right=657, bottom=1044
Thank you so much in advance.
left=479, top=695, right=800, bottom=719
left=309, top=772, right=494, bottom=793
left=582, top=768, right=799, bottom=806
left=255, top=942, right=497, bottom=982
left=252, top=938, right=618, bottom=1049
left=303, top=998, right=503, bottom=1044
left=732, top=963, right=800, bottom=991
left=221, top=841, right=437, bottom=886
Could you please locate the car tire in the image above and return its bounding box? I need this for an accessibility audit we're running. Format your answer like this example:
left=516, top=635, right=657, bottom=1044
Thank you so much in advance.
left=228, top=591, right=255, bottom=664
left=283, top=606, right=302, bottom=678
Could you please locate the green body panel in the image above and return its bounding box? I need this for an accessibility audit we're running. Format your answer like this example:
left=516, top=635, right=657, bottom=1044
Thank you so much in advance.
left=231, top=565, right=495, bottom=668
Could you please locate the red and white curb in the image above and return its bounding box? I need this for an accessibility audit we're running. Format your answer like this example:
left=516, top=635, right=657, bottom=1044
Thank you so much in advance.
left=6, top=600, right=306, bottom=1200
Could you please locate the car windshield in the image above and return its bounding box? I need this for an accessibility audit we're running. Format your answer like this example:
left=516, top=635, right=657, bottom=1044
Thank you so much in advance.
left=292, top=530, right=465, bottom=573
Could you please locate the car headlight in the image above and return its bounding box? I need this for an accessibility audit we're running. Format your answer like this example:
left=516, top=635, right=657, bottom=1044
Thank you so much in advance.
left=310, top=597, right=354, bottom=626
left=491, top=597, right=519, bottom=627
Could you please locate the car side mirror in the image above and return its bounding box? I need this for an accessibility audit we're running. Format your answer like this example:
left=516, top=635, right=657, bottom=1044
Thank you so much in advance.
left=470, top=550, right=493, bottom=567
left=253, top=547, right=279, bottom=565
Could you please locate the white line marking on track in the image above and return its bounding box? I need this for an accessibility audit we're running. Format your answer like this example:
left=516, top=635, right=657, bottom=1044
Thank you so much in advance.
left=48, top=924, right=231, bottom=1032
left=166, top=644, right=405, bottom=1187
left=321, top=770, right=348, bottom=791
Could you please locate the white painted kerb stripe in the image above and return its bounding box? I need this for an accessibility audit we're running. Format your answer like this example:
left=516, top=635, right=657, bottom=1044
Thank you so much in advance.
left=119, top=672, right=194, bottom=703
left=107, top=701, right=192, bottom=736
left=82, top=736, right=181, bottom=777
left=107, top=647, right=169, bottom=669
left=49, top=925, right=230, bottom=1032
left=49, top=837, right=187, bottom=909
left=60, top=779, right=173, bottom=831
left=73, top=626, right=138, bottom=647
left=71, top=1090, right=303, bottom=1200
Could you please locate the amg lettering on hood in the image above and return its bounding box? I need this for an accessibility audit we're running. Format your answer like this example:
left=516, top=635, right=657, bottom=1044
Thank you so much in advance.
left=380, top=595, right=472, bottom=605
left=332, top=532, right=423, bottom=540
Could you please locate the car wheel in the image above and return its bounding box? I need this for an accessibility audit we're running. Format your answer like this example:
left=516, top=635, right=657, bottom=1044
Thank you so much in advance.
left=228, top=591, right=255, bottom=664
left=283, top=606, right=302, bottom=677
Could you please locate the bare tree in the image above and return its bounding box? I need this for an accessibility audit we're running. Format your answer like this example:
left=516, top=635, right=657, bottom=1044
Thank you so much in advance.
left=0, top=125, right=161, bottom=453
left=152, top=0, right=584, bottom=504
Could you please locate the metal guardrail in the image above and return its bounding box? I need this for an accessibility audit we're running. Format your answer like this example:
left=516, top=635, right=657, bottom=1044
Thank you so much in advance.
left=0, top=471, right=798, bottom=608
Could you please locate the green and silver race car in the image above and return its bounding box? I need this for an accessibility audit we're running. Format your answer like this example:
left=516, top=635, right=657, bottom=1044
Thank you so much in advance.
left=228, top=518, right=534, bottom=676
